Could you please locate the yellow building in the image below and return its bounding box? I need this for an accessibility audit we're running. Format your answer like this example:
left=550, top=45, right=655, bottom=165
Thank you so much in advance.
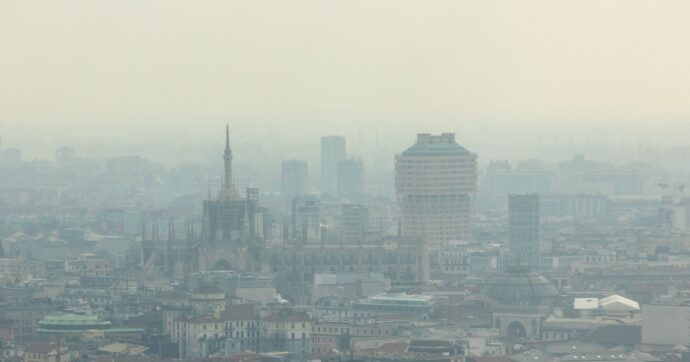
left=23, top=342, right=69, bottom=362
left=173, top=315, right=223, bottom=358
left=261, top=309, right=311, bottom=357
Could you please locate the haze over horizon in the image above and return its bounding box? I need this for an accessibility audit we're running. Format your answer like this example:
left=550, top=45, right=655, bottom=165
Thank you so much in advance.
left=2, top=0, right=690, bottom=163
left=4, top=2, right=690, bottom=355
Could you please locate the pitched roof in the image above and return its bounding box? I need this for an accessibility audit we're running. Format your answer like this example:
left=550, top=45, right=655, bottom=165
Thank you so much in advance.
left=581, top=325, right=641, bottom=346
left=262, top=310, right=309, bottom=323
left=220, top=304, right=256, bottom=321
left=374, top=341, right=409, bottom=354
left=599, top=295, right=639, bottom=311
left=25, top=342, right=60, bottom=354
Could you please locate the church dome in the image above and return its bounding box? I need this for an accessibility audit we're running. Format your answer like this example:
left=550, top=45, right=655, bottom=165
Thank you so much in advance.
left=483, top=269, right=559, bottom=305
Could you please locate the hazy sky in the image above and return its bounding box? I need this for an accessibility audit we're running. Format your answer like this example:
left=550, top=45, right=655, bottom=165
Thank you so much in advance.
left=2, top=0, right=690, bottom=161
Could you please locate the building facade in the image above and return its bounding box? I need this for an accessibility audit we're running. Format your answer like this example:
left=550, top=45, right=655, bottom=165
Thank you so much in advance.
left=509, top=193, right=541, bottom=270
left=395, top=133, right=478, bottom=248
left=281, top=160, right=308, bottom=210
left=260, top=310, right=311, bottom=358
left=197, top=126, right=269, bottom=272
left=320, top=135, right=346, bottom=194
left=341, top=204, right=369, bottom=243
left=337, top=158, right=365, bottom=202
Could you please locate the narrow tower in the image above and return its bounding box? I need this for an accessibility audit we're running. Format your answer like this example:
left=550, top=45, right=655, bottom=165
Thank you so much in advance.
left=222, top=124, right=236, bottom=198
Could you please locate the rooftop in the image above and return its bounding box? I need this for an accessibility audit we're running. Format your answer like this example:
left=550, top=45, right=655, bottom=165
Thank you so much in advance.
left=574, top=298, right=600, bottom=310
left=401, top=133, right=471, bottom=157
left=581, top=325, right=641, bottom=345
left=220, top=304, right=256, bottom=321
left=484, top=271, right=559, bottom=304
left=25, top=342, right=62, bottom=354
left=191, top=285, right=224, bottom=295
left=599, top=294, right=639, bottom=311
left=262, top=309, right=309, bottom=323
left=40, top=313, right=110, bottom=326
left=371, top=293, right=435, bottom=302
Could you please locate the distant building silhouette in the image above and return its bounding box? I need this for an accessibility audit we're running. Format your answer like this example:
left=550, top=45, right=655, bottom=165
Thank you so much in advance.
left=509, top=193, right=541, bottom=271
left=341, top=203, right=369, bottom=243
left=198, top=125, right=268, bottom=271
left=395, top=133, right=478, bottom=247
left=291, top=194, right=322, bottom=243
left=281, top=159, right=308, bottom=210
left=55, top=146, right=76, bottom=165
left=337, top=158, right=365, bottom=202
left=0, top=147, right=21, bottom=167
left=320, top=135, right=346, bottom=194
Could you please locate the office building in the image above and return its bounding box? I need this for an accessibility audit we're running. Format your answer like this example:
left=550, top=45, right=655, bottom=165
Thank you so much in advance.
left=320, top=135, right=346, bottom=194
left=0, top=147, right=21, bottom=167
left=281, top=160, right=309, bottom=209
left=337, top=158, right=365, bottom=202
left=395, top=133, right=478, bottom=247
left=508, top=193, right=541, bottom=270
left=341, top=203, right=369, bottom=243
left=291, top=195, right=322, bottom=243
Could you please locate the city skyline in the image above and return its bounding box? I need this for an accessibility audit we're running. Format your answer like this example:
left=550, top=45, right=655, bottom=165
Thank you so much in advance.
left=2, top=1, right=690, bottom=359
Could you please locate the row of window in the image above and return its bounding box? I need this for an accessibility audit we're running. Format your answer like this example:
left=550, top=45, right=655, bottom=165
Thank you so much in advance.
left=312, top=326, right=391, bottom=336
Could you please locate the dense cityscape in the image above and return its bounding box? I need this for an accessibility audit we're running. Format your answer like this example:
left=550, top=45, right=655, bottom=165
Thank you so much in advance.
left=1, top=126, right=689, bottom=362
left=3, top=1, right=690, bottom=361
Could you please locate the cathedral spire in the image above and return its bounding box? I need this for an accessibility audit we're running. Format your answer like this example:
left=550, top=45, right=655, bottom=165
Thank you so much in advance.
left=221, top=123, right=235, bottom=198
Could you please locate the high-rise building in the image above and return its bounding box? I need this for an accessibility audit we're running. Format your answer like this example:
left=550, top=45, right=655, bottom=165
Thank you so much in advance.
left=320, top=135, right=346, bottom=194
left=508, top=193, right=541, bottom=271
left=341, top=203, right=369, bottom=243
left=281, top=160, right=309, bottom=209
left=0, top=147, right=21, bottom=167
left=55, top=147, right=76, bottom=165
left=291, top=195, right=322, bottom=243
left=337, top=158, right=365, bottom=202
left=395, top=133, right=478, bottom=248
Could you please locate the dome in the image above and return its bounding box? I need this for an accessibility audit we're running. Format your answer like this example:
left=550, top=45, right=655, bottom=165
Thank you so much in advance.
left=483, top=270, right=559, bottom=305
